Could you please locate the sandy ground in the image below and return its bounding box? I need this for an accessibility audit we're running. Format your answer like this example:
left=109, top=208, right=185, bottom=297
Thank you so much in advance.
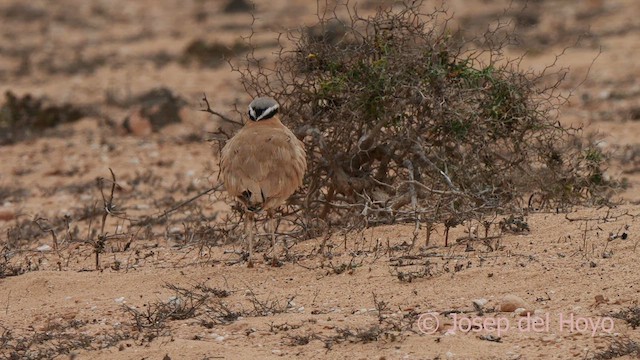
left=1, top=0, right=640, bottom=359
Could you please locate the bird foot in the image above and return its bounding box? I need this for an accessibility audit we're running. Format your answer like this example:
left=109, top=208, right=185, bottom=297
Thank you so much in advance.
left=263, top=254, right=282, bottom=267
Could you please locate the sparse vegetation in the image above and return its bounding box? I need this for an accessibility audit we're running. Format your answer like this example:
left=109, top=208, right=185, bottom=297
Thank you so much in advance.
left=0, top=91, right=85, bottom=145
left=181, top=39, right=250, bottom=68
left=609, top=306, right=640, bottom=330
left=590, top=337, right=640, bottom=360
left=0, top=322, right=131, bottom=360
left=0, top=1, right=639, bottom=359
left=228, top=0, right=618, bottom=243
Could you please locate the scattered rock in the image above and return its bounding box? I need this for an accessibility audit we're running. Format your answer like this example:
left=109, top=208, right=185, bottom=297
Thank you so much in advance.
left=541, top=334, right=560, bottom=343
left=472, top=298, right=488, bottom=309
left=592, top=294, right=608, bottom=307
left=36, top=244, right=52, bottom=252
left=514, top=307, right=526, bottom=316
left=500, top=294, right=528, bottom=312
left=122, top=88, right=186, bottom=136
left=0, top=209, right=16, bottom=221
left=478, top=334, right=501, bottom=342
left=210, top=333, right=225, bottom=342
left=122, top=110, right=152, bottom=136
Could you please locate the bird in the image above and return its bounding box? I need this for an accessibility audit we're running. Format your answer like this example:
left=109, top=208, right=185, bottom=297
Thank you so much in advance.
left=220, top=97, right=307, bottom=267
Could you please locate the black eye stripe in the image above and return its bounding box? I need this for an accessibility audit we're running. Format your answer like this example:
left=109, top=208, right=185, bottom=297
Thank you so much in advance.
left=249, top=103, right=279, bottom=121
left=248, top=97, right=279, bottom=121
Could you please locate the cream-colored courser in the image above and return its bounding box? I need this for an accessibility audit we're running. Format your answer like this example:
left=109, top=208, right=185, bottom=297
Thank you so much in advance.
left=220, top=97, right=306, bottom=266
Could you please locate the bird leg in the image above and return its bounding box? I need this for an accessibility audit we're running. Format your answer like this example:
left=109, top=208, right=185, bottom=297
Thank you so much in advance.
left=268, top=210, right=279, bottom=266
left=245, top=212, right=255, bottom=268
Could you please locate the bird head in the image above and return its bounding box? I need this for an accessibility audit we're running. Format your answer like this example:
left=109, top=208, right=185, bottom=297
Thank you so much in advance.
left=248, top=97, right=279, bottom=121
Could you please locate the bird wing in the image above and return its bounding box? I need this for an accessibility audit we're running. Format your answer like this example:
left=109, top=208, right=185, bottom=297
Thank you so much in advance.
left=220, top=122, right=306, bottom=210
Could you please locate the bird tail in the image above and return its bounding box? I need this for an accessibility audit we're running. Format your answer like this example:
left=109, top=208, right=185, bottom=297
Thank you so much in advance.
left=240, top=190, right=264, bottom=213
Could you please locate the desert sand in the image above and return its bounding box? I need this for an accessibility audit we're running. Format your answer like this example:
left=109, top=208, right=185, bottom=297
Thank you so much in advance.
left=1, top=1, right=640, bottom=359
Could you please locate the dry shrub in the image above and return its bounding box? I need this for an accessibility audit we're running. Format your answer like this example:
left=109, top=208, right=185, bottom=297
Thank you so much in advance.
left=590, top=337, right=640, bottom=360
left=223, top=0, right=252, bottom=14
left=0, top=91, right=85, bottom=145
left=0, top=322, right=130, bottom=360
left=610, top=306, right=640, bottom=330
left=230, top=1, right=616, bottom=237
left=181, top=39, right=250, bottom=68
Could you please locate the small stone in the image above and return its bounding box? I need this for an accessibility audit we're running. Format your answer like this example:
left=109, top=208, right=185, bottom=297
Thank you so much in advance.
left=121, top=88, right=185, bottom=136
left=594, top=294, right=607, bottom=304
left=167, top=296, right=182, bottom=307
left=114, top=297, right=126, bottom=304
left=214, top=335, right=225, bottom=342
left=514, top=307, right=526, bottom=316
left=472, top=298, right=488, bottom=309
left=122, top=108, right=153, bottom=136
left=0, top=209, right=16, bottom=221
left=541, top=334, right=557, bottom=343
left=500, top=294, right=527, bottom=312
left=598, top=90, right=611, bottom=99
left=37, top=244, right=52, bottom=252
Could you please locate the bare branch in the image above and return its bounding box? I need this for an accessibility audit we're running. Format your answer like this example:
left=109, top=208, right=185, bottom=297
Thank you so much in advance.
left=200, top=93, right=243, bottom=127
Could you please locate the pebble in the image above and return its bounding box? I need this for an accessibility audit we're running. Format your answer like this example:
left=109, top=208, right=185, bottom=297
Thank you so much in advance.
left=37, top=244, right=52, bottom=252
left=168, top=296, right=183, bottom=307
left=210, top=333, right=225, bottom=342
left=122, top=108, right=153, bottom=136
left=541, top=334, right=561, bottom=343
left=500, top=294, right=527, bottom=312
left=472, top=298, right=488, bottom=309
left=0, top=209, right=16, bottom=221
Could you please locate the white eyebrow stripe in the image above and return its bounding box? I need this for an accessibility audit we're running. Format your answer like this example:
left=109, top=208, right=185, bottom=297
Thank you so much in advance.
left=256, top=104, right=279, bottom=120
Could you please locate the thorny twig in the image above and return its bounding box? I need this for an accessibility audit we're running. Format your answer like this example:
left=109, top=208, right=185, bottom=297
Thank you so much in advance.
left=159, top=185, right=222, bottom=219
left=96, top=168, right=119, bottom=270
left=200, top=93, right=243, bottom=127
